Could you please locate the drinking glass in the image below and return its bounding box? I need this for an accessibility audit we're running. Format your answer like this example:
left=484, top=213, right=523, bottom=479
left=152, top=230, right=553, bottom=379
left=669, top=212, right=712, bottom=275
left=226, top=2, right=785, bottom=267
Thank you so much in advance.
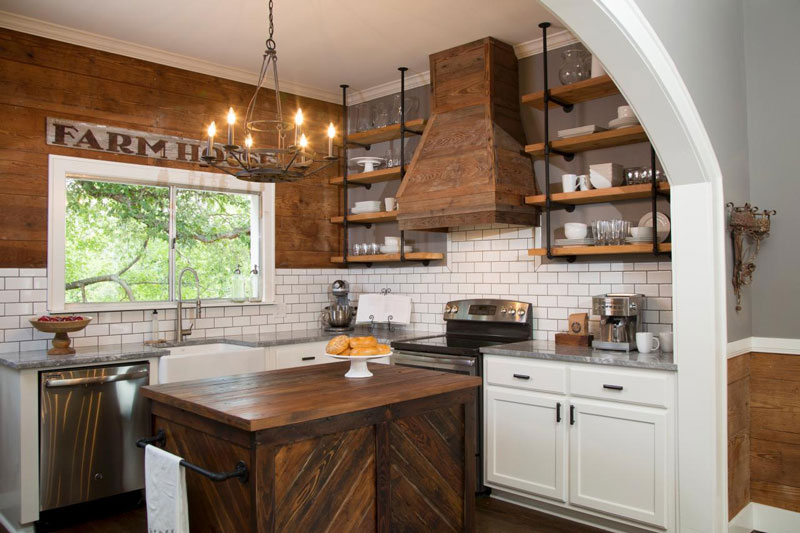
left=357, top=104, right=372, bottom=132
left=390, top=94, right=402, bottom=125
left=373, top=102, right=390, bottom=129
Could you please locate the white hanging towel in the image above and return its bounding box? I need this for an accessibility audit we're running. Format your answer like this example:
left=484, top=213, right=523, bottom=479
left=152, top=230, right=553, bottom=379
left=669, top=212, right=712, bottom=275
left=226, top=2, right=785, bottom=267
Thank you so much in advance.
left=146, top=444, right=190, bottom=533
left=356, top=293, right=412, bottom=325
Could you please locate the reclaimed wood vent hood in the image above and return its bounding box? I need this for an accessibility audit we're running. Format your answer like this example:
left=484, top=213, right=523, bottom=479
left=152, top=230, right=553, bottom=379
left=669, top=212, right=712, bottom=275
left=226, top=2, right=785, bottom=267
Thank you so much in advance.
left=396, top=37, right=539, bottom=231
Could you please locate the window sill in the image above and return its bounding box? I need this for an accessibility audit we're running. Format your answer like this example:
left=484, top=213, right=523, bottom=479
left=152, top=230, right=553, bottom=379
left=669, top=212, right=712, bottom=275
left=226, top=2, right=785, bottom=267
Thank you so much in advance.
left=49, top=299, right=277, bottom=314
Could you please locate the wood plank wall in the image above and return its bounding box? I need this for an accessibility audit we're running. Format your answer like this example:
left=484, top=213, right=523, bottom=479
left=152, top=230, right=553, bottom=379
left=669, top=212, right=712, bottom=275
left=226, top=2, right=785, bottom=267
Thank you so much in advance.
left=0, top=29, right=342, bottom=268
left=728, top=351, right=800, bottom=518
left=750, top=352, right=800, bottom=513
left=727, top=353, right=750, bottom=519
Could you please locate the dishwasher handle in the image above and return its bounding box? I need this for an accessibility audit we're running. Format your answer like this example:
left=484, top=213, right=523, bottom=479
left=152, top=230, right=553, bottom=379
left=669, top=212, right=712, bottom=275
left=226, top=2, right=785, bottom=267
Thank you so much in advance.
left=45, top=369, right=149, bottom=388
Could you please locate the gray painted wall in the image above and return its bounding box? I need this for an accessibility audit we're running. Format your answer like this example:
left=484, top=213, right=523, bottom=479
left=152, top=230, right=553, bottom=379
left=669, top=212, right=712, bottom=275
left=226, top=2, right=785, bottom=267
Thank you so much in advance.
left=634, top=0, right=752, bottom=342
left=744, top=0, right=800, bottom=339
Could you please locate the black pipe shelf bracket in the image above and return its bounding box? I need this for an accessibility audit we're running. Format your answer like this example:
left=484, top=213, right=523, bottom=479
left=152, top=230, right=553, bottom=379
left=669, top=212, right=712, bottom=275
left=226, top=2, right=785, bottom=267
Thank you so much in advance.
left=136, top=430, right=249, bottom=484
left=539, top=22, right=556, bottom=261
left=341, top=84, right=350, bottom=268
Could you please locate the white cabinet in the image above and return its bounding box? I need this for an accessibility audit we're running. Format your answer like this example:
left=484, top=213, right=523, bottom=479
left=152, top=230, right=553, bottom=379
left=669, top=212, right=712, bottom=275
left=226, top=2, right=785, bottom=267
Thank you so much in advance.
left=568, top=399, right=668, bottom=528
left=484, top=355, right=675, bottom=531
left=486, top=388, right=566, bottom=501
left=273, top=341, right=335, bottom=369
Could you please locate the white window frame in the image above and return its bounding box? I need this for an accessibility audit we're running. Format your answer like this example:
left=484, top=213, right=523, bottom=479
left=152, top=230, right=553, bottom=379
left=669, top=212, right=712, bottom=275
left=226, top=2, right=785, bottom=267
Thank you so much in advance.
left=47, top=155, right=276, bottom=312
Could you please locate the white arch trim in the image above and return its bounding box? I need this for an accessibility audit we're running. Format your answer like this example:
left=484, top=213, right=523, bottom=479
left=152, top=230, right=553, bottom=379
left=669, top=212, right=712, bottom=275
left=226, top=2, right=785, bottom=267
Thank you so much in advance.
left=541, top=1, right=729, bottom=532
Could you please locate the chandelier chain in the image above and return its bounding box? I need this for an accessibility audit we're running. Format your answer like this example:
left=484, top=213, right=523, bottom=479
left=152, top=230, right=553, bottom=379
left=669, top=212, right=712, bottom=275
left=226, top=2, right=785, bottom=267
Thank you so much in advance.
left=265, top=0, right=275, bottom=52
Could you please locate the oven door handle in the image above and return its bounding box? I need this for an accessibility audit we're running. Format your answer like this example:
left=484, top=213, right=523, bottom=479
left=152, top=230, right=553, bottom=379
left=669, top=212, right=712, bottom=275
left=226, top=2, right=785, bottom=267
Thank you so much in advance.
left=393, top=352, right=476, bottom=369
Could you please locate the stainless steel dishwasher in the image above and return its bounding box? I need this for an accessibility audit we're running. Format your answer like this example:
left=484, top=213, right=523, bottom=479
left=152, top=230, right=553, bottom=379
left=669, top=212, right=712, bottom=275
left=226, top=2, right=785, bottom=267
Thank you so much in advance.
left=39, top=362, right=150, bottom=511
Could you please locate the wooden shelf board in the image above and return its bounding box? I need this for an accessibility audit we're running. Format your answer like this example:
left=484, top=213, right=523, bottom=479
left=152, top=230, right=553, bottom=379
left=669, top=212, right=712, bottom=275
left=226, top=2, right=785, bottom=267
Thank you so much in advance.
left=329, top=166, right=406, bottom=186
left=330, top=211, right=397, bottom=225
left=346, top=118, right=427, bottom=146
left=525, top=125, right=648, bottom=158
left=330, top=252, right=444, bottom=264
left=528, top=243, right=672, bottom=257
left=525, top=182, right=670, bottom=207
left=521, top=75, right=621, bottom=110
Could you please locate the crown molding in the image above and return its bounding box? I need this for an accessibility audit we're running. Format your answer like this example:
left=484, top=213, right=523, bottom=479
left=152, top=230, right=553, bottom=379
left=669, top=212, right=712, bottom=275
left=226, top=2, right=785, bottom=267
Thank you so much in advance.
left=0, top=10, right=577, bottom=106
left=0, top=10, right=342, bottom=103
left=513, top=29, right=580, bottom=59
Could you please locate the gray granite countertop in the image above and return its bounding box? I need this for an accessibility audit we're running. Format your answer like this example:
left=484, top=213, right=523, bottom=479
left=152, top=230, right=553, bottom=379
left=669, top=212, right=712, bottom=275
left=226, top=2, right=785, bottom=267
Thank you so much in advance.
left=0, top=326, right=429, bottom=370
left=480, top=340, right=676, bottom=371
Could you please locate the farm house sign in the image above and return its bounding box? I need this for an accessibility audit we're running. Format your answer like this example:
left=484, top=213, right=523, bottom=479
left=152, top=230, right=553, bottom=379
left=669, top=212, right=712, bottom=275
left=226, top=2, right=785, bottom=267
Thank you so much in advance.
left=46, top=117, right=231, bottom=166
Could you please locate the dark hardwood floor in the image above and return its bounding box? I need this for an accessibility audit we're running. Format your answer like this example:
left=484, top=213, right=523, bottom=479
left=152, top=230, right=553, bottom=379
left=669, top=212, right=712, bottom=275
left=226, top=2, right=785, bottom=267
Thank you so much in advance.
left=2, top=494, right=607, bottom=532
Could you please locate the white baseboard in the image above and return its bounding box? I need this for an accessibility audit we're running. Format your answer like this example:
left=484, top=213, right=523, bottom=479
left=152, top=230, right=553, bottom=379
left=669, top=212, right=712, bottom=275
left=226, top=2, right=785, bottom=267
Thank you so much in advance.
left=0, top=511, right=34, bottom=533
left=726, top=336, right=800, bottom=358
left=729, top=502, right=800, bottom=533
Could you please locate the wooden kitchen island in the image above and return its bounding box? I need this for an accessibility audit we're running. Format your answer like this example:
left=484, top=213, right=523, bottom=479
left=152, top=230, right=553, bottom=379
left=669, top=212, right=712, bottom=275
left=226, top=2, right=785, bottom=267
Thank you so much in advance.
left=141, top=362, right=480, bottom=532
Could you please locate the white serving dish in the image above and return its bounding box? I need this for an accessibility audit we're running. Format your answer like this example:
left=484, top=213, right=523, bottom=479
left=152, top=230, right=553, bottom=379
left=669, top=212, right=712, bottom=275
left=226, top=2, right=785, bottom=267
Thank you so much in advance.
left=557, top=124, right=607, bottom=138
left=630, top=226, right=653, bottom=239
left=326, top=352, right=392, bottom=378
left=354, top=200, right=381, bottom=210
left=555, top=238, right=596, bottom=246
left=638, top=212, right=671, bottom=242
left=350, top=157, right=385, bottom=173
left=384, top=236, right=401, bottom=246
left=380, top=245, right=412, bottom=254
left=608, top=116, right=640, bottom=129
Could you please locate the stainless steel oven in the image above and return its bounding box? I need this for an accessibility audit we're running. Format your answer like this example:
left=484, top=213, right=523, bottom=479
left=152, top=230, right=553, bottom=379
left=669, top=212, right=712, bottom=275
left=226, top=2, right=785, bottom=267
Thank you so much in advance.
left=391, top=299, right=533, bottom=494
left=39, top=362, right=150, bottom=511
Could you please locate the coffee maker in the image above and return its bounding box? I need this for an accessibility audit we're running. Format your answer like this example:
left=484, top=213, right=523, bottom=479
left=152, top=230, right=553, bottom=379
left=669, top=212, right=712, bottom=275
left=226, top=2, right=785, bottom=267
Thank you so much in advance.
left=322, top=280, right=355, bottom=332
left=592, top=293, right=644, bottom=351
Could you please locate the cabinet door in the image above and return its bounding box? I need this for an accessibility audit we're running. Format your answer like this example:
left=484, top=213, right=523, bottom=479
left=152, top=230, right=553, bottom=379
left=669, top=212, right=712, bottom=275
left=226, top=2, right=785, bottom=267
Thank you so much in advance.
left=486, top=387, right=566, bottom=501
left=568, top=399, right=667, bottom=528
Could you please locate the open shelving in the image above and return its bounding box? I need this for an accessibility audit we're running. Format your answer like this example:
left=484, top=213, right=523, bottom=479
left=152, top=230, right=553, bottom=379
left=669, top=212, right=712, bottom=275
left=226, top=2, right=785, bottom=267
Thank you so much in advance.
left=332, top=69, right=438, bottom=267
left=526, top=22, right=670, bottom=262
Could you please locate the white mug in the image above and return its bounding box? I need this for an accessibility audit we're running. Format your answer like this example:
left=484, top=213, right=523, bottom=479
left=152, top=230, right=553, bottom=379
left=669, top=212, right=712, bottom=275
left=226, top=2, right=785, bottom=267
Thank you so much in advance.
left=636, top=332, right=660, bottom=354
left=617, top=105, right=634, bottom=119
left=659, top=332, right=673, bottom=353
left=578, top=174, right=591, bottom=191
left=562, top=173, right=579, bottom=193
left=384, top=197, right=397, bottom=211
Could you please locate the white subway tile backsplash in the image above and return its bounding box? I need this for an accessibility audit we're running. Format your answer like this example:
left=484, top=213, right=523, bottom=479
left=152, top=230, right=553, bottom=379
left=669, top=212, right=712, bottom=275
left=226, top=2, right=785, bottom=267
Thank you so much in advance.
left=5, top=277, right=32, bottom=290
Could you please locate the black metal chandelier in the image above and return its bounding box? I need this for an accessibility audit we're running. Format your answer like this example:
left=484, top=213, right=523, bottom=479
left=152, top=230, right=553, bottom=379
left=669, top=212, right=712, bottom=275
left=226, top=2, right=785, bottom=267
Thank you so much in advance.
left=201, top=0, right=337, bottom=183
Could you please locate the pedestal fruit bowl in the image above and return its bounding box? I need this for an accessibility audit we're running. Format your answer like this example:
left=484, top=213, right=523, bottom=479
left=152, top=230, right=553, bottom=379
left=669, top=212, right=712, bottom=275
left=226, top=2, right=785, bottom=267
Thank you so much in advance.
left=29, top=316, right=92, bottom=355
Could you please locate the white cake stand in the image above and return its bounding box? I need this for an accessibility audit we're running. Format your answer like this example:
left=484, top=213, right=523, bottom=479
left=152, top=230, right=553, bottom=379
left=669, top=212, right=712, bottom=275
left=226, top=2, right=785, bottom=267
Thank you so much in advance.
left=326, top=352, right=392, bottom=378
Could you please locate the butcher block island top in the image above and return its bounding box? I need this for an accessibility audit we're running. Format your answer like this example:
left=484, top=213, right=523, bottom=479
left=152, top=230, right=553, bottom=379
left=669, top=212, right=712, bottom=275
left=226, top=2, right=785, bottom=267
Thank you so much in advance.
left=142, top=363, right=481, bottom=532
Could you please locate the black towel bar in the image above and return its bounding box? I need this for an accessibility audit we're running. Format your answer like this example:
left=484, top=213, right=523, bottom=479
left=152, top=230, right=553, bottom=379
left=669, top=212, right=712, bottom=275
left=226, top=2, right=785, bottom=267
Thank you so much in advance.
left=136, top=429, right=248, bottom=483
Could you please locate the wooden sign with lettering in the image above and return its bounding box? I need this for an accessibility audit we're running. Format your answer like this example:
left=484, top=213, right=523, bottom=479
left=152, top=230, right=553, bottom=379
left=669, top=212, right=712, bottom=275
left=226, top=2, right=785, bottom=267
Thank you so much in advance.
left=46, top=117, right=226, bottom=165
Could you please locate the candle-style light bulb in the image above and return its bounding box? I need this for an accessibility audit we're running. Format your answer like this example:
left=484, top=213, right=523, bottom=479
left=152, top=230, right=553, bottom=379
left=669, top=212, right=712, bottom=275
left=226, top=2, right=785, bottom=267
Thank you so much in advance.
left=327, top=122, right=335, bottom=157
left=245, top=133, right=253, bottom=162
left=226, top=107, right=235, bottom=146
left=206, top=121, right=216, bottom=159
left=299, top=133, right=308, bottom=150
left=293, top=108, right=303, bottom=147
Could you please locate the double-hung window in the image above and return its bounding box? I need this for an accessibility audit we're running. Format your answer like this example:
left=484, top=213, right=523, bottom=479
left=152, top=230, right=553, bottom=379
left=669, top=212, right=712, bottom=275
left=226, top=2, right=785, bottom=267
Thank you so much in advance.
left=48, top=155, right=275, bottom=311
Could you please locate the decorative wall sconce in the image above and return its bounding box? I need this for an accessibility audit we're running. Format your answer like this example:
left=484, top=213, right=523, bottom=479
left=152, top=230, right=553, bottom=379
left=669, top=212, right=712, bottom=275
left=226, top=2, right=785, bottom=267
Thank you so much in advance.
left=727, top=203, right=776, bottom=312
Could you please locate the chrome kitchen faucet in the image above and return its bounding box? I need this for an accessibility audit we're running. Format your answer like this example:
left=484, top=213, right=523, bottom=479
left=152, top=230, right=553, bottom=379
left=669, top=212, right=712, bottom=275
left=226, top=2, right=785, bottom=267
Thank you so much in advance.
left=176, top=267, right=202, bottom=342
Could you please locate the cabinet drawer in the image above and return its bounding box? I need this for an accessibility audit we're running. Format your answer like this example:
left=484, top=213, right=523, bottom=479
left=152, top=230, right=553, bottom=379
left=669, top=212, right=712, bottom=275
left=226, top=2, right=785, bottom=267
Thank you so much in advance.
left=485, top=357, right=567, bottom=394
left=274, top=341, right=333, bottom=369
left=569, top=366, right=670, bottom=408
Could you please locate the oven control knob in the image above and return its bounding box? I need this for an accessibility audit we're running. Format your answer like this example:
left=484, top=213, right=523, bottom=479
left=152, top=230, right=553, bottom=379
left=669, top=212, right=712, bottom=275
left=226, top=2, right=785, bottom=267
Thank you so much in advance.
left=451, top=305, right=458, bottom=313
left=518, top=309, right=526, bottom=317
left=445, top=305, right=452, bottom=313
left=500, top=307, right=507, bottom=314
left=509, top=309, right=516, bottom=316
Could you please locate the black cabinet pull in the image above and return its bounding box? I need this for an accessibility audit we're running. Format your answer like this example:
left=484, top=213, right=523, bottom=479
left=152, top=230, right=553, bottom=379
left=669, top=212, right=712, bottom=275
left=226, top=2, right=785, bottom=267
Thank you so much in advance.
left=302, top=356, right=316, bottom=361
left=603, top=384, right=624, bottom=391
left=512, top=373, right=530, bottom=380
left=556, top=402, right=562, bottom=423
left=570, top=405, right=576, bottom=425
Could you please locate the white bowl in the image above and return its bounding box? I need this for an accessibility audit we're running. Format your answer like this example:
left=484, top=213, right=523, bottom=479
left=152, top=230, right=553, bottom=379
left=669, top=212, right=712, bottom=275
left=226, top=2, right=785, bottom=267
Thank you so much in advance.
left=631, top=226, right=653, bottom=239
left=617, top=105, right=634, bottom=119
left=384, top=237, right=401, bottom=246
left=564, top=223, right=588, bottom=240
left=380, top=245, right=412, bottom=254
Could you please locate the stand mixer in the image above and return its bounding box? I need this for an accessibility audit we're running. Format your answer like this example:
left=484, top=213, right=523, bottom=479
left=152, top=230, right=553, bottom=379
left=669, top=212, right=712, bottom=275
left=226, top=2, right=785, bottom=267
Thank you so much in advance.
left=322, top=280, right=356, bottom=332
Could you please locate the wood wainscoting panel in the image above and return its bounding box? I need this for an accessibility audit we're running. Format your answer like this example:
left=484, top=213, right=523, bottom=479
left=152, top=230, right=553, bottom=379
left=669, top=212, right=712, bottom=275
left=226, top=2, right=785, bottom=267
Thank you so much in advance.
left=389, top=404, right=466, bottom=532
left=0, top=28, right=341, bottom=268
left=750, top=352, right=800, bottom=513
left=728, top=353, right=751, bottom=519
left=273, top=426, right=376, bottom=532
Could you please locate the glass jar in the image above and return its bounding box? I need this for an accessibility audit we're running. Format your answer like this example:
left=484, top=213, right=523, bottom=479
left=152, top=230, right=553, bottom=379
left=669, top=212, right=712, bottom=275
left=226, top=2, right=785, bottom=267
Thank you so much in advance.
left=558, top=48, right=590, bottom=86
left=249, top=265, right=260, bottom=302
left=231, top=264, right=246, bottom=303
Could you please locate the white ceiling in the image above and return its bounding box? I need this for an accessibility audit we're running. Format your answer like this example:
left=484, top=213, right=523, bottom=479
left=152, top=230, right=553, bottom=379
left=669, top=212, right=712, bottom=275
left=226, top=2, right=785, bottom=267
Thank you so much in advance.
left=0, top=0, right=572, bottom=102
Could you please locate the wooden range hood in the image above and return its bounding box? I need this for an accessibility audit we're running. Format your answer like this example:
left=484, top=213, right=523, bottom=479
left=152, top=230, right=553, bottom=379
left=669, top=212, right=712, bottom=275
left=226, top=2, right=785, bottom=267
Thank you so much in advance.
left=396, top=37, right=539, bottom=231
